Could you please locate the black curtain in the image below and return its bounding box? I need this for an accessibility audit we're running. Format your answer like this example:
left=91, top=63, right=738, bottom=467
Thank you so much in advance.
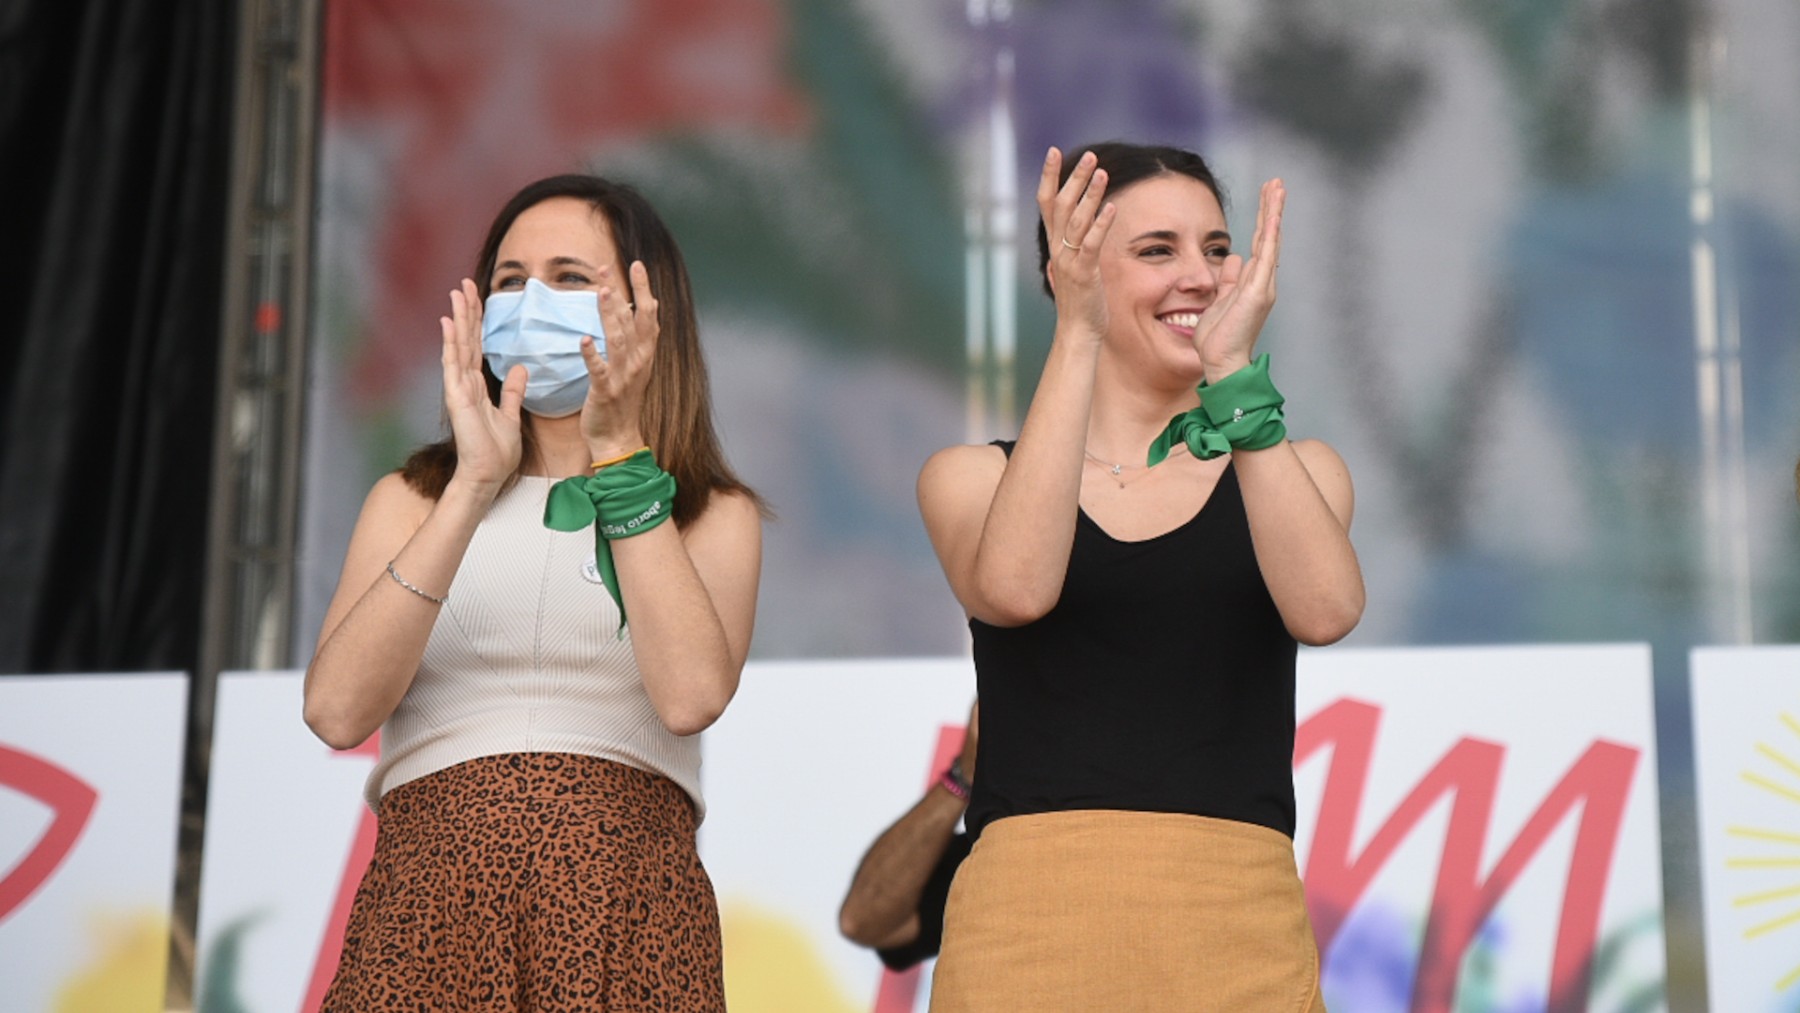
left=0, top=0, right=237, bottom=674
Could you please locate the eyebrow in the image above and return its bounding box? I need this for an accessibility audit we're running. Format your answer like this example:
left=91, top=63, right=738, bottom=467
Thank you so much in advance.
left=492, top=256, right=599, bottom=274
left=1127, top=229, right=1232, bottom=246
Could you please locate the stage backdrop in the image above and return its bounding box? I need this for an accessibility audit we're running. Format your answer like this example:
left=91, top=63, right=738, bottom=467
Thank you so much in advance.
left=0, top=673, right=188, bottom=1013
left=300, top=0, right=1800, bottom=664
left=1691, top=645, right=1800, bottom=1013
left=194, top=647, right=1665, bottom=1012
left=298, top=17, right=1800, bottom=1000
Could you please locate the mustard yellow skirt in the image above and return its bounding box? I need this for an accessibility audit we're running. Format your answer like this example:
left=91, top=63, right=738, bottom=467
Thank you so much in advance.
left=929, top=810, right=1327, bottom=1012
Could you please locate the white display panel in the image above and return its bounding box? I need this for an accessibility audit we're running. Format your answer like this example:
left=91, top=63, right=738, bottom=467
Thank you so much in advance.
left=1692, top=646, right=1800, bottom=1013
left=704, top=647, right=1665, bottom=1013
left=194, top=670, right=377, bottom=1013
left=1294, top=645, right=1665, bottom=1013
left=189, top=649, right=1668, bottom=1011
left=703, top=657, right=977, bottom=1013
left=0, top=673, right=188, bottom=1013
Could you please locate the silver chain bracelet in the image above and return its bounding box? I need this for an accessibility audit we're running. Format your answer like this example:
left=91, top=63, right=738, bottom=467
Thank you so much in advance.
left=386, top=561, right=447, bottom=605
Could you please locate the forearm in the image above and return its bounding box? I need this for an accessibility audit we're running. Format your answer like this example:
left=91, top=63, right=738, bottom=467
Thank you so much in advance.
left=303, top=480, right=493, bottom=748
left=609, top=524, right=743, bottom=736
left=969, top=331, right=1100, bottom=623
left=840, top=786, right=966, bottom=948
left=1231, top=443, right=1364, bottom=644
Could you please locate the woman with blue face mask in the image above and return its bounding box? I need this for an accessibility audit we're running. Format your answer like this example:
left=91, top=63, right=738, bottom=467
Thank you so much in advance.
left=304, top=174, right=764, bottom=1011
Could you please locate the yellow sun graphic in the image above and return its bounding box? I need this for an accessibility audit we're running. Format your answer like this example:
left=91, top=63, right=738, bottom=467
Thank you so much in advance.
left=721, top=899, right=861, bottom=1013
left=1728, top=711, right=1800, bottom=995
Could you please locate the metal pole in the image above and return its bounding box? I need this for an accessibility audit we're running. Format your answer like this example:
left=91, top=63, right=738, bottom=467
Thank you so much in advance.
left=988, top=34, right=1017, bottom=434
left=963, top=0, right=1018, bottom=443
left=964, top=0, right=991, bottom=443
left=1687, top=26, right=1753, bottom=646
left=175, top=0, right=320, bottom=1005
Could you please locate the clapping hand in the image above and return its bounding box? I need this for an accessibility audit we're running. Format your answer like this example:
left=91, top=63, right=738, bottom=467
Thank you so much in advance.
left=1193, top=179, right=1284, bottom=381
left=579, top=261, right=659, bottom=459
left=441, top=278, right=526, bottom=491
left=1037, top=148, right=1118, bottom=342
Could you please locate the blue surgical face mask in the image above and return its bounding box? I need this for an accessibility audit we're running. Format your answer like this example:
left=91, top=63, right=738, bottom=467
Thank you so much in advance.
left=481, top=278, right=607, bottom=418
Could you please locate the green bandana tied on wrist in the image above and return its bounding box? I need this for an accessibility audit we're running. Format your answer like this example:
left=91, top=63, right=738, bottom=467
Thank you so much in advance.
left=1147, top=353, right=1288, bottom=465
left=542, top=449, right=677, bottom=633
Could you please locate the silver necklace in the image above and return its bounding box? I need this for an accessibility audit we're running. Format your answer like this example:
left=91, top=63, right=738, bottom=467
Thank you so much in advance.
left=1084, top=443, right=1188, bottom=488
left=1084, top=448, right=1149, bottom=488
left=1083, top=448, right=1132, bottom=477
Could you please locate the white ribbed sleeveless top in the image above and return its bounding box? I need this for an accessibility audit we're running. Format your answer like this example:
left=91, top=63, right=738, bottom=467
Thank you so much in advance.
left=364, top=475, right=703, bottom=817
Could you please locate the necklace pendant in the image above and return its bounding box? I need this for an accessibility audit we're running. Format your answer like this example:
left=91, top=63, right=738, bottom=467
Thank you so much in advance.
left=1110, top=464, right=1122, bottom=477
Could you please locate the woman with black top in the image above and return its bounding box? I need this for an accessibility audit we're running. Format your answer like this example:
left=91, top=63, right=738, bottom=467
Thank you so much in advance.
left=917, top=143, right=1363, bottom=1010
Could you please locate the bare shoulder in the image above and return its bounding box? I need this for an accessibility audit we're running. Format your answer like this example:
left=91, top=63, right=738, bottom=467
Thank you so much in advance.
left=318, top=471, right=438, bottom=635
left=684, top=487, right=764, bottom=544
left=917, top=443, right=1010, bottom=551
left=1290, top=438, right=1355, bottom=526
left=918, top=442, right=1009, bottom=494
left=680, top=488, right=763, bottom=628
left=360, top=471, right=436, bottom=530
left=1290, top=438, right=1349, bottom=477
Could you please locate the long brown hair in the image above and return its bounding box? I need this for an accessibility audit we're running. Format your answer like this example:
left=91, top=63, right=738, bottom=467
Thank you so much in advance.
left=401, top=174, right=763, bottom=526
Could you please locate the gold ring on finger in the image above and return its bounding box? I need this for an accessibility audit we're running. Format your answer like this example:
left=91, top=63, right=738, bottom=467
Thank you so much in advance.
left=1060, top=236, right=1079, bottom=251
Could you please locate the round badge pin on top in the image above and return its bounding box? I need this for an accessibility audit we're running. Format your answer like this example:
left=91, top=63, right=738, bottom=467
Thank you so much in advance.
left=581, top=556, right=605, bottom=585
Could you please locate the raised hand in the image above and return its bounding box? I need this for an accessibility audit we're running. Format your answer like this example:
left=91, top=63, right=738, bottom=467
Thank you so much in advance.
left=441, top=277, right=525, bottom=490
left=1194, top=178, right=1285, bottom=381
left=1037, top=148, right=1118, bottom=342
left=579, top=260, right=659, bottom=459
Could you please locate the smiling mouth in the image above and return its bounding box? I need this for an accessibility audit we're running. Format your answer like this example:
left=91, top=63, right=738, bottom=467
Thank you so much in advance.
left=1159, top=312, right=1202, bottom=328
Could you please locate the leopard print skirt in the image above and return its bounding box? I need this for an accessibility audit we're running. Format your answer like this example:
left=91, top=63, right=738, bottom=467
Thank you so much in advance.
left=322, top=752, right=724, bottom=1012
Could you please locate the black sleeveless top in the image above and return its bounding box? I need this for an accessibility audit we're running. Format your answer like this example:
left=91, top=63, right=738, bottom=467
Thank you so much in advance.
left=965, top=442, right=1299, bottom=840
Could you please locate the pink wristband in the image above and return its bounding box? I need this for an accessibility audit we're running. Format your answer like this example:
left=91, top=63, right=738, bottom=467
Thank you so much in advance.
left=939, top=764, right=970, bottom=800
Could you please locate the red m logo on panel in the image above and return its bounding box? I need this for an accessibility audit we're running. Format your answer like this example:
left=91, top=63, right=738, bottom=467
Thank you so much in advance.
left=1296, top=698, right=1640, bottom=1013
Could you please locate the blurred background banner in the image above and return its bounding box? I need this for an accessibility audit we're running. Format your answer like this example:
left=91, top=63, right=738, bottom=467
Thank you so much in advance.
left=0, top=674, right=187, bottom=1013
left=1691, top=646, right=1800, bottom=1013
left=300, top=0, right=1800, bottom=660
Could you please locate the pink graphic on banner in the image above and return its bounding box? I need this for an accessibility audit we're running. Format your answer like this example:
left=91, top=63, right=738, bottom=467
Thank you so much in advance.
left=870, top=722, right=965, bottom=1013
left=303, top=734, right=381, bottom=1012
left=1297, top=698, right=1639, bottom=1013
left=0, top=744, right=99, bottom=923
